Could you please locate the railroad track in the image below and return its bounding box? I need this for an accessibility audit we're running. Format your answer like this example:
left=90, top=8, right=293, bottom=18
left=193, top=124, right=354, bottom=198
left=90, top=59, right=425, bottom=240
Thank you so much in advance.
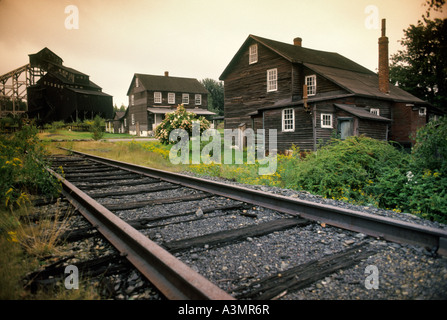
left=46, top=150, right=447, bottom=300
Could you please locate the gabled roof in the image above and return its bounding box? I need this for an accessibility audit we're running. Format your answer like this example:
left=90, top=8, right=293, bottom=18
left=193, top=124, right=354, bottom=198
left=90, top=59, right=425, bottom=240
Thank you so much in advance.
left=66, top=87, right=111, bottom=97
left=112, top=111, right=126, bottom=120
left=55, top=64, right=89, bottom=77
left=37, top=70, right=103, bottom=91
left=29, top=47, right=63, bottom=67
left=219, top=34, right=428, bottom=105
left=127, top=73, right=208, bottom=96
left=115, top=111, right=125, bottom=118
left=305, top=63, right=428, bottom=104
left=219, top=34, right=374, bottom=80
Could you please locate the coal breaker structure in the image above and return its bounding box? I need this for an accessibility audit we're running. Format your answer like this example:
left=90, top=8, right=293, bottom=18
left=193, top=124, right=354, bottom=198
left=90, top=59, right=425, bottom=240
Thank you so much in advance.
left=1, top=47, right=113, bottom=124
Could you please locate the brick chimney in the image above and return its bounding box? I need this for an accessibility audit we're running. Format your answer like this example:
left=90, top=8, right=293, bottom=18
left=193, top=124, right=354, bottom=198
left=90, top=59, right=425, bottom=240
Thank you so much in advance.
left=293, top=37, right=302, bottom=47
left=378, top=19, right=390, bottom=93
left=164, top=71, right=169, bottom=77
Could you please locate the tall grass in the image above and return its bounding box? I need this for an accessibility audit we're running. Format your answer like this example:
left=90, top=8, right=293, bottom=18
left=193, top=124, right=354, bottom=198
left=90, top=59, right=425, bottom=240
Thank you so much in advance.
left=0, top=122, right=101, bottom=299
left=49, top=140, right=184, bottom=172
left=14, top=200, right=73, bottom=258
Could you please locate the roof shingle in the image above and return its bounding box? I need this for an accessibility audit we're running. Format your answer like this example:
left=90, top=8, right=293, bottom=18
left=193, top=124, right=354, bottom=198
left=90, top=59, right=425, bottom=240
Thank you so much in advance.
left=127, top=73, right=208, bottom=95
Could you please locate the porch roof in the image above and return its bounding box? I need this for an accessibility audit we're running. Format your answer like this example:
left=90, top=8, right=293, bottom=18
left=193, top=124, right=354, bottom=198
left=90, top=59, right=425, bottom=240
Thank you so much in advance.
left=334, top=104, right=392, bottom=122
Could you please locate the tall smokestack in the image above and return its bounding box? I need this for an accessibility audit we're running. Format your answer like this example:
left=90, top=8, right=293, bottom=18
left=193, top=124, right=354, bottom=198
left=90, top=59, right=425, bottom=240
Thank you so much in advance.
left=378, top=19, right=390, bottom=93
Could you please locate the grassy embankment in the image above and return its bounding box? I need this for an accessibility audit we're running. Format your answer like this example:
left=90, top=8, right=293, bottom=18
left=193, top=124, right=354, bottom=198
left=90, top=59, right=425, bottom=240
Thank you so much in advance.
left=43, top=128, right=447, bottom=224
left=0, top=126, right=100, bottom=299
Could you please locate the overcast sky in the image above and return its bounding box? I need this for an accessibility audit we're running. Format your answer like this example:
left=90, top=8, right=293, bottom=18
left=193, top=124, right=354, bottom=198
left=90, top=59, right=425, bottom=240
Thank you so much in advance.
left=0, top=0, right=444, bottom=107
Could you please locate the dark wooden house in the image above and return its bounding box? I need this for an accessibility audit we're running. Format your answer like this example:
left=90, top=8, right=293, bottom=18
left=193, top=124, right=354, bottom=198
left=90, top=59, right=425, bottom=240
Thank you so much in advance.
left=27, top=48, right=113, bottom=123
left=219, top=21, right=438, bottom=152
left=106, top=110, right=127, bottom=134
left=125, top=72, right=214, bottom=136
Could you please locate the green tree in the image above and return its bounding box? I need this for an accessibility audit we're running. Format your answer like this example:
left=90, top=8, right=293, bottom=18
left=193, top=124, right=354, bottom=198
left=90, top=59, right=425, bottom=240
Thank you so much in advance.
left=423, top=0, right=446, bottom=17
left=389, top=9, right=447, bottom=111
left=201, top=78, right=224, bottom=116
left=113, top=104, right=126, bottom=112
left=90, top=115, right=105, bottom=140
left=412, top=116, right=447, bottom=174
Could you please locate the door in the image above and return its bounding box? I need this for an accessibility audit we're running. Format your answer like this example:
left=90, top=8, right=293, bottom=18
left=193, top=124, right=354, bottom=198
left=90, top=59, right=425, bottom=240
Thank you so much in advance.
left=338, top=118, right=353, bottom=140
left=153, top=113, right=163, bottom=131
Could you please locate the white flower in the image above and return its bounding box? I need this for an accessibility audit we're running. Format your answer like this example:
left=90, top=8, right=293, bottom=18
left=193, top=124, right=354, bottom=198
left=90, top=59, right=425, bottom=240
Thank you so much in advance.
left=406, top=171, right=414, bottom=182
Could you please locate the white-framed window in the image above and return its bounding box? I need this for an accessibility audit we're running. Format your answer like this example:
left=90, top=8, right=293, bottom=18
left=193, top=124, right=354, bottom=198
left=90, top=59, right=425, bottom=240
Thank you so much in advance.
left=195, top=94, right=202, bottom=105
left=249, top=44, right=258, bottom=64
left=154, top=92, right=162, bottom=104
left=419, top=107, right=427, bottom=116
left=321, top=113, right=333, bottom=128
left=182, top=93, right=189, bottom=104
left=282, top=108, right=295, bottom=132
left=135, top=78, right=139, bottom=88
left=131, top=114, right=135, bottom=125
left=130, top=94, right=134, bottom=106
left=305, top=75, right=317, bottom=96
left=370, top=108, right=380, bottom=116
left=168, top=93, right=175, bottom=104
left=267, top=68, right=278, bottom=92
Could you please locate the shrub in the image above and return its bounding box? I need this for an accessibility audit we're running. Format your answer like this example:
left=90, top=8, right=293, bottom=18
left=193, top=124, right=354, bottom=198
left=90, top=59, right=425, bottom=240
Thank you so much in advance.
left=283, top=136, right=408, bottom=205
left=90, top=115, right=105, bottom=140
left=412, top=116, right=447, bottom=174
left=369, top=116, right=447, bottom=223
left=49, top=121, right=65, bottom=133
left=0, top=121, right=60, bottom=210
left=155, top=104, right=210, bottom=144
left=279, top=133, right=447, bottom=223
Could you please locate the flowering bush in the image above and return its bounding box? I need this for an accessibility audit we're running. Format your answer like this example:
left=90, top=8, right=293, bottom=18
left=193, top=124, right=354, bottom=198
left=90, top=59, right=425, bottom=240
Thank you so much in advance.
left=154, top=104, right=210, bottom=144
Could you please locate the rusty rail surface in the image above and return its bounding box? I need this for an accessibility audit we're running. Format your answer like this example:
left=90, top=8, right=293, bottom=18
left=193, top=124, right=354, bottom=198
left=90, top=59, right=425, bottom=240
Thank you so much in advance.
left=59, top=148, right=447, bottom=256
left=47, top=167, right=235, bottom=300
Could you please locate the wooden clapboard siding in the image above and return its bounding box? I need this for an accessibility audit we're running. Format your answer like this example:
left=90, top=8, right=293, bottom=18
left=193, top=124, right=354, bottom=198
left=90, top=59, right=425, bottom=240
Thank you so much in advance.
left=358, top=120, right=388, bottom=140
left=128, top=103, right=149, bottom=132
left=264, top=107, right=314, bottom=152
left=350, top=97, right=392, bottom=120
left=143, top=91, right=208, bottom=108
left=303, top=66, right=342, bottom=95
left=224, top=40, right=292, bottom=129
left=315, top=103, right=337, bottom=144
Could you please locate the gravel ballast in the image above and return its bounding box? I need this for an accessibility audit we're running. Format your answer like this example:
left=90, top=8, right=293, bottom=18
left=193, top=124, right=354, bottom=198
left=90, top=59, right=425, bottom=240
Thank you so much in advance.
left=169, top=172, right=447, bottom=300
left=46, top=157, right=447, bottom=300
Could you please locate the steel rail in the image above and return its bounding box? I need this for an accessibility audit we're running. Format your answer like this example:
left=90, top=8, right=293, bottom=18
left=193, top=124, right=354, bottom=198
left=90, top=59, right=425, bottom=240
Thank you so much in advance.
left=47, top=167, right=235, bottom=300
left=59, top=148, right=447, bottom=256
